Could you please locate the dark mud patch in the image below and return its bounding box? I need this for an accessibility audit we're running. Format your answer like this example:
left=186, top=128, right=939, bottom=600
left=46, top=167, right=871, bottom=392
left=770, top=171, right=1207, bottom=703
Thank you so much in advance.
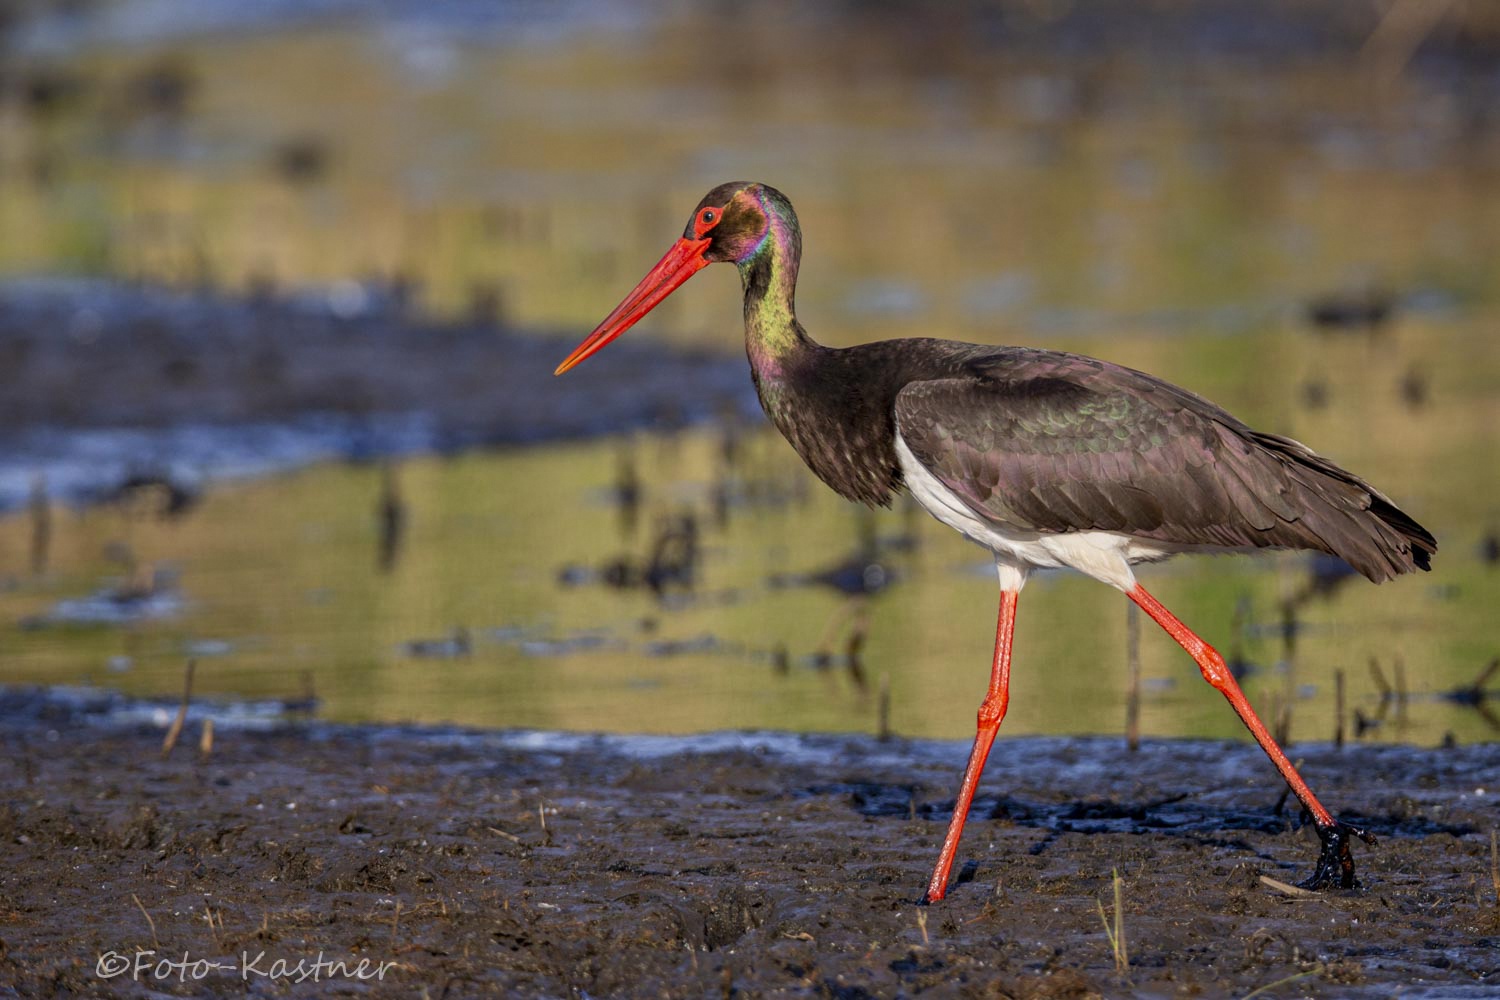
left=815, top=781, right=1479, bottom=840
left=0, top=688, right=1496, bottom=998
left=0, top=278, right=754, bottom=508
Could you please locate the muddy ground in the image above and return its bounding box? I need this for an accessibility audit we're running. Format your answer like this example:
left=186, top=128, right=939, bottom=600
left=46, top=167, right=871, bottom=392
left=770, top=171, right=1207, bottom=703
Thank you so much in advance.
left=0, top=278, right=751, bottom=439
left=0, top=689, right=1496, bottom=998
left=0, top=278, right=756, bottom=509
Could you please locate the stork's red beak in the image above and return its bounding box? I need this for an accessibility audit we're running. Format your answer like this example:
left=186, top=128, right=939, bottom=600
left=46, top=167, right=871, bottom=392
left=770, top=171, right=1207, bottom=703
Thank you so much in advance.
left=554, top=235, right=712, bottom=375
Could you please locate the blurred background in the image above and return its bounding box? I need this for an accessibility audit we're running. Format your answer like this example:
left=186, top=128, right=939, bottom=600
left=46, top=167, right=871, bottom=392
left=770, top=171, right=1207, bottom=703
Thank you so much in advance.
left=0, top=0, right=1495, bottom=745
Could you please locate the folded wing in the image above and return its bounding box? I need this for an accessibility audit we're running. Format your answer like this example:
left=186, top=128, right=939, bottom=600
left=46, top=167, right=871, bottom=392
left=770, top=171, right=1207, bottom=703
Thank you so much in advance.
left=893, top=352, right=1434, bottom=582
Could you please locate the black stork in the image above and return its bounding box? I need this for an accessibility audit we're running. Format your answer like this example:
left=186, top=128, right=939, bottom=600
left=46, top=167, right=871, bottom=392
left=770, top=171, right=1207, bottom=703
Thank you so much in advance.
left=555, top=182, right=1437, bottom=903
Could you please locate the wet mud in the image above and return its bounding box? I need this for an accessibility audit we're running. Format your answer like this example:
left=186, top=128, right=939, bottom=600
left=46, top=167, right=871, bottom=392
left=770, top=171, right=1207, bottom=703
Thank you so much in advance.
left=1, top=689, right=1496, bottom=998
left=0, top=278, right=753, bottom=507
left=0, top=279, right=750, bottom=437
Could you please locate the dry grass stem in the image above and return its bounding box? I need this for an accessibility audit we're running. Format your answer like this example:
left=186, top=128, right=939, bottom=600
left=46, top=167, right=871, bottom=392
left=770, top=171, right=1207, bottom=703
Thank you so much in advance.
left=161, top=659, right=195, bottom=756
left=1259, top=875, right=1318, bottom=899
left=1094, top=867, right=1128, bottom=974
left=538, top=802, right=554, bottom=846
left=1239, top=963, right=1324, bottom=1000
left=203, top=905, right=223, bottom=950
left=132, top=893, right=160, bottom=950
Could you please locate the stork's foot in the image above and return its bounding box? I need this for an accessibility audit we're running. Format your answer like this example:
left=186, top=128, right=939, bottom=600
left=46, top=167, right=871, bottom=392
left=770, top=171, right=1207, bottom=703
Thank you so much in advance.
left=1298, top=820, right=1377, bottom=890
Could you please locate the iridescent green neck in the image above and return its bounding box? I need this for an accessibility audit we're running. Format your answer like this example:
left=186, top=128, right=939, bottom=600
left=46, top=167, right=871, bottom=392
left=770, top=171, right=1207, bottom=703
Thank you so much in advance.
left=737, top=189, right=810, bottom=375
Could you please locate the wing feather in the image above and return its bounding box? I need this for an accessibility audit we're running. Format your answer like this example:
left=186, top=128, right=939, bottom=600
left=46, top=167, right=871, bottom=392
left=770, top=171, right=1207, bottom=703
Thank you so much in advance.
left=891, top=352, right=1435, bottom=580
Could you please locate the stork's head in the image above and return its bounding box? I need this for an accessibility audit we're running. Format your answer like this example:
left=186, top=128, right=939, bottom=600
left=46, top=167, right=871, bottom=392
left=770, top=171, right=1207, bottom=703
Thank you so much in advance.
left=554, top=181, right=793, bottom=374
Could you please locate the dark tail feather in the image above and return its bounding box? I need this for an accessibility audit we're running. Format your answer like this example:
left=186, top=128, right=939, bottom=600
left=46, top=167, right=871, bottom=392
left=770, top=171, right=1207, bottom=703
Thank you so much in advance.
left=1369, top=495, right=1435, bottom=573
left=1296, top=485, right=1435, bottom=584
left=1250, top=431, right=1436, bottom=582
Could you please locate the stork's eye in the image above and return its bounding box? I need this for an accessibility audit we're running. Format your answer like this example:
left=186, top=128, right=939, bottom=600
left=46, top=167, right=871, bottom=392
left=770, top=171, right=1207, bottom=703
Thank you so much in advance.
left=693, top=207, right=722, bottom=237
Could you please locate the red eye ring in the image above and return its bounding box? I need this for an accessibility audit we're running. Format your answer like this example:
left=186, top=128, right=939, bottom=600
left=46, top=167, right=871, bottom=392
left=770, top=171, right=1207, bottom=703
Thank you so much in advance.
left=693, top=206, right=723, bottom=237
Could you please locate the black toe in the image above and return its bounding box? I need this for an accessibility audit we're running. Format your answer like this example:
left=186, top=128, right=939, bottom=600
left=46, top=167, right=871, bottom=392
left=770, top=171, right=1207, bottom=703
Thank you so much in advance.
left=1298, top=820, right=1377, bottom=890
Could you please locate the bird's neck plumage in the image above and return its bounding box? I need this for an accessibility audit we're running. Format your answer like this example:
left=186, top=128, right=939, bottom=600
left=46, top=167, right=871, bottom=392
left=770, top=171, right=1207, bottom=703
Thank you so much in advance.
left=733, top=197, right=909, bottom=508
left=736, top=196, right=812, bottom=377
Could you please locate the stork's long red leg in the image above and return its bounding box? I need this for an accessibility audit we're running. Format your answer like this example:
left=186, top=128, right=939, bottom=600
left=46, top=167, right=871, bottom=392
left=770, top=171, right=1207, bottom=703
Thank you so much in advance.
left=922, top=589, right=1018, bottom=904
left=1128, top=583, right=1374, bottom=888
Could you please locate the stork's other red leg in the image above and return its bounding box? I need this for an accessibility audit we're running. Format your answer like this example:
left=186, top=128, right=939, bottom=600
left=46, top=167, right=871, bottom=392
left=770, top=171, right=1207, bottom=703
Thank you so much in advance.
left=1127, top=583, right=1374, bottom=889
left=922, top=589, right=1018, bottom=904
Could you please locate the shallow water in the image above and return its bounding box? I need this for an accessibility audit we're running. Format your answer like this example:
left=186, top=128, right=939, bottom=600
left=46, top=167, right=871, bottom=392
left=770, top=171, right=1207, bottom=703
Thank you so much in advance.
left=0, top=373, right=1494, bottom=747
left=0, top=3, right=1497, bottom=744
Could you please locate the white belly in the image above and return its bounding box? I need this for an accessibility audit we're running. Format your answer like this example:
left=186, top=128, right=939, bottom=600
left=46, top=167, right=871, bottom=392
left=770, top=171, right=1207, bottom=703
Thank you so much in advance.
left=894, top=435, right=1180, bottom=593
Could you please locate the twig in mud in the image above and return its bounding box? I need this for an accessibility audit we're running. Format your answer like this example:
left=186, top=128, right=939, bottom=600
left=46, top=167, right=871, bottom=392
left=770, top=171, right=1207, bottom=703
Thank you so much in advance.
left=1239, top=963, right=1323, bottom=1000
left=487, top=826, right=521, bottom=844
left=538, top=802, right=553, bottom=846
left=199, top=717, right=214, bottom=758
left=161, top=660, right=195, bottom=756
left=967, top=878, right=1007, bottom=925
left=1258, top=875, right=1319, bottom=899
left=132, top=893, right=160, bottom=950
left=915, top=907, right=929, bottom=946
left=204, top=905, right=223, bottom=951
left=1093, top=867, right=1128, bottom=974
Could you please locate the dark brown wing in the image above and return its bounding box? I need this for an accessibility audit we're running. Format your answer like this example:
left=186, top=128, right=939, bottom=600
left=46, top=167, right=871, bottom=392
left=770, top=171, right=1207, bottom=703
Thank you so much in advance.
left=893, top=350, right=1434, bottom=582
